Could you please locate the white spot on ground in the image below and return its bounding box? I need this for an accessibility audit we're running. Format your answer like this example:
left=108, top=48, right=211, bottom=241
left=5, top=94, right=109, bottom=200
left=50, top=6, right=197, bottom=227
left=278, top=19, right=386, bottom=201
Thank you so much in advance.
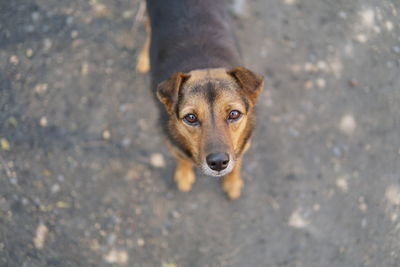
left=104, top=249, right=129, bottom=265
left=283, top=0, right=297, bottom=5
left=385, top=21, right=394, bottom=31
left=288, top=208, right=309, bottom=228
left=33, top=223, right=48, bottom=249
left=360, top=9, right=375, bottom=29
left=150, top=153, right=165, bottom=168
left=339, top=114, right=356, bottom=135
left=386, top=185, right=400, bottom=205
left=336, top=176, right=349, bottom=192
left=315, top=78, right=326, bottom=89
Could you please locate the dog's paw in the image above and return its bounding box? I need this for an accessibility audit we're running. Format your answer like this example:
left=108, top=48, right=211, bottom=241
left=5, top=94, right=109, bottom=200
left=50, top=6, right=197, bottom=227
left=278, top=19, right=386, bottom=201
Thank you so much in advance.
left=174, top=167, right=195, bottom=192
left=223, top=177, right=243, bottom=200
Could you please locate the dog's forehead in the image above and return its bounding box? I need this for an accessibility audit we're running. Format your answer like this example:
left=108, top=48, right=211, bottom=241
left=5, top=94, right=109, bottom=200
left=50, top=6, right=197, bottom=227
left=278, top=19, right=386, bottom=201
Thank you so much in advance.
left=183, top=68, right=239, bottom=98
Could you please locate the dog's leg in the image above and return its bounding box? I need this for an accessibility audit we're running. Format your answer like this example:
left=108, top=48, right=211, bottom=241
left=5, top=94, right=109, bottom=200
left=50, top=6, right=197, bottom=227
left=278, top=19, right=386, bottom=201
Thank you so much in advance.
left=223, top=158, right=243, bottom=199
left=136, top=17, right=150, bottom=73
left=174, top=157, right=196, bottom=192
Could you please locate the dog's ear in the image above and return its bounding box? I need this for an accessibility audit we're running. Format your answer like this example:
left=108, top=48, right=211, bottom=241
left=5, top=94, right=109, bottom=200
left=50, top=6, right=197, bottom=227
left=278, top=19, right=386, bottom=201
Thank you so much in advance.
left=157, top=72, right=190, bottom=114
left=227, top=66, right=264, bottom=104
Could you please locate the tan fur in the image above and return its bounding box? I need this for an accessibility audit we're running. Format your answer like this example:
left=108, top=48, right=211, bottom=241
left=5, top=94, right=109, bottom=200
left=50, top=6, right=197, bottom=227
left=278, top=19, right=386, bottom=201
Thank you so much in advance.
left=136, top=18, right=151, bottom=74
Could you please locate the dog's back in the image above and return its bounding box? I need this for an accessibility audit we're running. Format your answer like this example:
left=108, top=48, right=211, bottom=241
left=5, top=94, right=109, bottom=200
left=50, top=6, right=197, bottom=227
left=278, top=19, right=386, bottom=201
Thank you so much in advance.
left=147, top=0, right=242, bottom=86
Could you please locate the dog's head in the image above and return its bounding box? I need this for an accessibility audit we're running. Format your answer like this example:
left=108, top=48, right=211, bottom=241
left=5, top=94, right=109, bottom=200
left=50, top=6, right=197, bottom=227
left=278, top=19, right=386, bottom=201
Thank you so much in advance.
left=157, top=67, right=264, bottom=177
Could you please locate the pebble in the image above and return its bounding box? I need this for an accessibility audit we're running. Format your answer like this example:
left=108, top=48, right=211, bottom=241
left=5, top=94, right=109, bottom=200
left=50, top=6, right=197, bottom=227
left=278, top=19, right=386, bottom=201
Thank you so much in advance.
left=150, top=153, right=165, bottom=168
left=355, top=34, right=367, bottom=43
left=26, top=48, right=34, bottom=58
left=40, top=116, right=48, bottom=127
left=359, top=196, right=368, bottom=212
left=66, top=16, right=74, bottom=25
left=102, top=130, right=111, bottom=140
left=34, top=83, right=48, bottom=94
left=339, top=114, right=356, bottom=135
left=33, top=223, right=48, bottom=249
left=9, top=55, right=19, bottom=65
left=288, top=209, right=308, bottom=228
left=0, top=138, right=10, bottom=151
left=104, top=249, right=128, bottom=264
left=385, top=21, right=394, bottom=31
left=80, top=62, right=89, bottom=76
left=304, top=80, right=314, bottom=89
left=385, top=185, right=400, bottom=205
left=31, top=12, right=40, bottom=22
left=71, top=30, right=79, bottom=39
left=137, top=238, right=145, bottom=247
left=283, top=0, right=297, bottom=5
left=121, top=137, right=131, bottom=147
left=316, top=78, right=326, bottom=89
left=336, top=176, right=348, bottom=192
left=349, top=79, right=358, bottom=87
left=94, top=3, right=108, bottom=17
left=50, top=184, right=60, bottom=194
left=43, top=38, right=52, bottom=51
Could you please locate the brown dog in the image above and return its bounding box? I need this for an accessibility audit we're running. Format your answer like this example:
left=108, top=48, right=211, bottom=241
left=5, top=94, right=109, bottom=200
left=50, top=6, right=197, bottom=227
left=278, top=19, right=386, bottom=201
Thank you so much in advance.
left=139, top=0, right=264, bottom=199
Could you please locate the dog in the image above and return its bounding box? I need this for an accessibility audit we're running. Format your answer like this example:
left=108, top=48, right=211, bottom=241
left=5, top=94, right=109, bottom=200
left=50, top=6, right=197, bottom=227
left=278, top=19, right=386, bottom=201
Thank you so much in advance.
left=137, top=0, right=264, bottom=199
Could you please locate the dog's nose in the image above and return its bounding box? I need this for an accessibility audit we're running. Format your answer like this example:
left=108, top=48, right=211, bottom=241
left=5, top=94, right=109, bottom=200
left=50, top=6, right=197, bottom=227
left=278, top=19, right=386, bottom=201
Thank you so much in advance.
left=206, top=152, right=230, bottom=171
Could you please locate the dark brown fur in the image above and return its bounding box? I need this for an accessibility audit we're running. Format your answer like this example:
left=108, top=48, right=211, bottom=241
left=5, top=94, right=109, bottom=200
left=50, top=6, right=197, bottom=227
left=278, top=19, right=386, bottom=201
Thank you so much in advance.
left=146, top=0, right=264, bottom=199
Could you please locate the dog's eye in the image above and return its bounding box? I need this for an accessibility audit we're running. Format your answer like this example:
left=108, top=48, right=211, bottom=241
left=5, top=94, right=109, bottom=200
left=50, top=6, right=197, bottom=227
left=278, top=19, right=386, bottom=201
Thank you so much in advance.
left=227, top=110, right=242, bottom=121
left=183, top=113, right=199, bottom=125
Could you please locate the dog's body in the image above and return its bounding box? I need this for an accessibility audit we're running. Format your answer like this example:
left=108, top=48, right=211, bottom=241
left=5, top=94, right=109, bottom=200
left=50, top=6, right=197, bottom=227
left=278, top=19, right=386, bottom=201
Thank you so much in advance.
left=143, top=0, right=264, bottom=199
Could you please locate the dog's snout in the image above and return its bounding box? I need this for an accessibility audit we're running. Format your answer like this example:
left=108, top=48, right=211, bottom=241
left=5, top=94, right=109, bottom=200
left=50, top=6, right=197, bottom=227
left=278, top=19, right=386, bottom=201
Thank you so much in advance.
left=206, top=152, right=229, bottom=171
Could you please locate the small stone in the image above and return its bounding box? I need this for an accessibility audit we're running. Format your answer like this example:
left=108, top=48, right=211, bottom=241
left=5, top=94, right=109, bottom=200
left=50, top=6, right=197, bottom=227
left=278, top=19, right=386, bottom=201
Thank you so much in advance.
left=355, top=34, right=367, bottom=43
left=150, top=153, right=165, bottom=168
left=7, top=117, right=18, bottom=127
left=33, top=223, right=48, bottom=249
left=359, top=197, right=368, bottom=212
left=80, top=62, right=89, bottom=75
left=340, top=114, right=356, bottom=135
left=316, top=78, right=326, bottom=88
left=34, top=83, right=48, bottom=94
left=0, top=138, right=10, bottom=151
left=94, top=3, right=108, bottom=17
left=104, top=249, right=128, bottom=264
left=349, top=79, right=358, bottom=87
left=121, top=137, right=131, bottom=147
left=70, top=30, right=79, bottom=39
left=32, top=12, right=40, bottom=21
left=26, top=48, right=34, bottom=58
left=283, top=0, right=297, bottom=5
left=385, top=185, right=400, bottom=205
left=313, top=204, right=320, bottom=211
left=43, top=38, right=52, bottom=51
left=288, top=209, right=308, bottom=228
left=385, top=21, right=394, bottom=31
left=316, top=61, right=327, bottom=71
left=336, top=176, right=348, bottom=192
left=137, top=238, right=145, bottom=246
left=66, top=16, right=74, bottom=25
left=304, top=80, right=314, bottom=89
left=304, top=62, right=316, bottom=73
left=50, top=184, right=60, bottom=194
left=338, top=11, right=347, bottom=19
left=9, top=55, right=19, bottom=65
left=40, top=116, right=48, bottom=127
left=102, top=130, right=111, bottom=139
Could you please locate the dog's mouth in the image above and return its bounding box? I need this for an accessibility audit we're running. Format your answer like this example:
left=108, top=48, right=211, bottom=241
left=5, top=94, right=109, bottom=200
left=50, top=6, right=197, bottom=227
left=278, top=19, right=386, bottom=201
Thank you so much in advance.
left=200, top=159, right=235, bottom=177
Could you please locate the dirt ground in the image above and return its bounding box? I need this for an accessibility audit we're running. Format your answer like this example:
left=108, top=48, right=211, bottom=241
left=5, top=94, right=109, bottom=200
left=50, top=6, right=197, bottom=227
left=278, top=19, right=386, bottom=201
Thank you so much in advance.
left=1, top=0, right=400, bottom=266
